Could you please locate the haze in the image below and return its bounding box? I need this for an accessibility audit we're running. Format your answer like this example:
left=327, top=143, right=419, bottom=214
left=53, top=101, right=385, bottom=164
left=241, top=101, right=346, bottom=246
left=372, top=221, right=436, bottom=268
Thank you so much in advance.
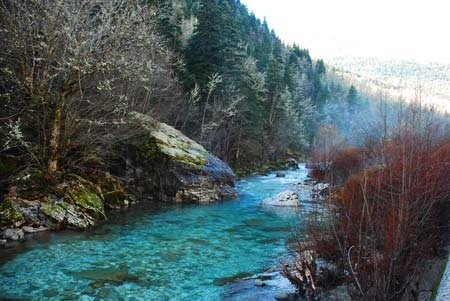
left=241, top=0, right=450, bottom=63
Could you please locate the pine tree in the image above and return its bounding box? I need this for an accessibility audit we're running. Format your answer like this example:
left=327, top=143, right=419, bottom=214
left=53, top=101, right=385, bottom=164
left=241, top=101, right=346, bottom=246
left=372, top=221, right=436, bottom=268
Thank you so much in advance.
left=347, top=85, right=358, bottom=114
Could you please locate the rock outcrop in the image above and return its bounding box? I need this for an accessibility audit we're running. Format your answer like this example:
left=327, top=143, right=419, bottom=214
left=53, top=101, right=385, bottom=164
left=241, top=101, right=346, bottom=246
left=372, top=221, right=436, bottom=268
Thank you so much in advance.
left=0, top=170, right=132, bottom=243
left=261, top=190, right=299, bottom=207
left=118, top=113, right=237, bottom=203
left=0, top=114, right=237, bottom=243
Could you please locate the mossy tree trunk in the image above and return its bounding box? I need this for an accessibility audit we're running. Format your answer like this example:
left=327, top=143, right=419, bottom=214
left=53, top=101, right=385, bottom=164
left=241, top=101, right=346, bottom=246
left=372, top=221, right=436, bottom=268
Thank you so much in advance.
left=47, top=91, right=68, bottom=175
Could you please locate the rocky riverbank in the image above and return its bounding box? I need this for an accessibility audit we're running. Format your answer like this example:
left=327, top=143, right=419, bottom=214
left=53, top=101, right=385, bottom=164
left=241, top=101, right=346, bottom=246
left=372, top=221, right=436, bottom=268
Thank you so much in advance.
left=0, top=114, right=237, bottom=245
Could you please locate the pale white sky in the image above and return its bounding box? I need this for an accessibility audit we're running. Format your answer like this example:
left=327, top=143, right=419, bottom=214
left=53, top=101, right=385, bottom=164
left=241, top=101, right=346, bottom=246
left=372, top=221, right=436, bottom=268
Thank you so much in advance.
left=241, top=0, right=450, bottom=63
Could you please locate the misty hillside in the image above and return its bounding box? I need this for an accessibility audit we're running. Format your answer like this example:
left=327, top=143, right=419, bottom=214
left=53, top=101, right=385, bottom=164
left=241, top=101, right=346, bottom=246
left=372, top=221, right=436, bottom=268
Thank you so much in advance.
left=327, top=56, right=450, bottom=112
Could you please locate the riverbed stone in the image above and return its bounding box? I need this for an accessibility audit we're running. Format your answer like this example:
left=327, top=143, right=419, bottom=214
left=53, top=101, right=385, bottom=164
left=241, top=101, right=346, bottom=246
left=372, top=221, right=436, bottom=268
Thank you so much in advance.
left=214, top=272, right=253, bottom=286
left=42, top=289, right=59, bottom=298
left=72, top=264, right=130, bottom=284
left=261, top=190, right=299, bottom=207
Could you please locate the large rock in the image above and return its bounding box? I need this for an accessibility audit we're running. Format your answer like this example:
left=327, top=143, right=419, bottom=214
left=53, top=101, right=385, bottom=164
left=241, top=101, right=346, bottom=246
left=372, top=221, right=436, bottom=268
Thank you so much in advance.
left=40, top=176, right=106, bottom=230
left=0, top=173, right=108, bottom=241
left=2, top=228, right=24, bottom=241
left=119, top=113, right=237, bottom=203
left=261, top=190, right=299, bottom=207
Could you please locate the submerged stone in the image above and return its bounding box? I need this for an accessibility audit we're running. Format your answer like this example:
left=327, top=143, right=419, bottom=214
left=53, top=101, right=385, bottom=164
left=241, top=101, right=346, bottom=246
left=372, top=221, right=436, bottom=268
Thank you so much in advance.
left=214, top=272, right=254, bottom=286
left=72, top=264, right=130, bottom=284
left=42, top=289, right=59, bottom=298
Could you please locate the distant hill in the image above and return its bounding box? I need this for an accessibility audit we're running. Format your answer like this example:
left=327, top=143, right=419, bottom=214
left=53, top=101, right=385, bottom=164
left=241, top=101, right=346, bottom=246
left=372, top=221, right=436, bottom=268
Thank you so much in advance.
left=326, top=56, right=450, bottom=113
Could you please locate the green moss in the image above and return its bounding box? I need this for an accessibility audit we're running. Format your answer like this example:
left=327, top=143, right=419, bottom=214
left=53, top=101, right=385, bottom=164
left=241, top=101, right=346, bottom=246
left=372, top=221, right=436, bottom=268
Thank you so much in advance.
left=40, top=201, right=67, bottom=223
left=60, top=174, right=106, bottom=220
left=137, top=135, right=163, bottom=163
left=133, top=113, right=208, bottom=168
left=0, top=199, right=25, bottom=228
left=89, top=173, right=131, bottom=209
left=64, top=183, right=105, bottom=220
left=14, top=167, right=45, bottom=189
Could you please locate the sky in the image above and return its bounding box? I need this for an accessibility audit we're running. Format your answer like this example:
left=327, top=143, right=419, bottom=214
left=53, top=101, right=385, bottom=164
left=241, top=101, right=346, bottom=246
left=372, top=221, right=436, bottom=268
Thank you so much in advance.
left=240, top=0, right=450, bottom=64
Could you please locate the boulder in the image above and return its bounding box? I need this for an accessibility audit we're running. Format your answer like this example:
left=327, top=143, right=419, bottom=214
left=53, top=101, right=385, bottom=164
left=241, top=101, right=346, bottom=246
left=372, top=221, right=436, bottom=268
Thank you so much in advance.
left=118, top=113, right=237, bottom=203
left=22, top=225, right=48, bottom=233
left=0, top=174, right=107, bottom=234
left=286, top=158, right=299, bottom=170
left=276, top=172, right=286, bottom=178
left=95, top=173, right=133, bottom=210
left=2, top=228, right=24, bottom=241
left=261, top=190, right=299, bottom=207
left=0, top=197, right=25, bottom=229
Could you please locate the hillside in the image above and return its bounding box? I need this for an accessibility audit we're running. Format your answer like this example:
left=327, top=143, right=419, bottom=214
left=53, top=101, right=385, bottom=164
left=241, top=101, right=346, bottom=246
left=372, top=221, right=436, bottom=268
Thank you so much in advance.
left=327, top=56, right=450, bottom=113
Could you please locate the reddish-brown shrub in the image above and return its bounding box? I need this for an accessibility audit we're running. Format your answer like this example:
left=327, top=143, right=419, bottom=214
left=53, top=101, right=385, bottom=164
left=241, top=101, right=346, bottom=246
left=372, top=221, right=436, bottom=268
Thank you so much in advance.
left=319, top=135, right=450, bottom=300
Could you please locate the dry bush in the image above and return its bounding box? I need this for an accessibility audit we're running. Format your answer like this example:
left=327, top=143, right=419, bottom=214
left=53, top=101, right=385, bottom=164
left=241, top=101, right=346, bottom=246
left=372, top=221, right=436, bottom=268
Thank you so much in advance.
left=303, top=104, right=450, bottom=300
left=309, top=124, right=365, bottom=185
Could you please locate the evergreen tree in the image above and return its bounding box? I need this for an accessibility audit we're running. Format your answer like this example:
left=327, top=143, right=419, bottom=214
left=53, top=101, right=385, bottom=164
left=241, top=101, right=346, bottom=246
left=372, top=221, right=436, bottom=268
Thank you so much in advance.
left=315, top=59, right=326, bottom=75
left=347, top=85, right=358, bottom=114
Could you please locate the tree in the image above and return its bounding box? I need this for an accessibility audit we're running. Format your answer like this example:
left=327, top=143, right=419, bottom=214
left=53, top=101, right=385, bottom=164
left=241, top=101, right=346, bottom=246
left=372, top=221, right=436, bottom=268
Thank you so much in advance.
left=315, top=59, right=326, bottom=75
left=346, top=85, right=358, bottom=114
left=0, top=0, right=179, bottom=176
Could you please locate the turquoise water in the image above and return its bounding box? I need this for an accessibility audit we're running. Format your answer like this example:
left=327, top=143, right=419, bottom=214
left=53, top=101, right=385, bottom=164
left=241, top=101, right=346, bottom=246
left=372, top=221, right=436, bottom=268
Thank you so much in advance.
left=0, top=165, right=311, bottom=300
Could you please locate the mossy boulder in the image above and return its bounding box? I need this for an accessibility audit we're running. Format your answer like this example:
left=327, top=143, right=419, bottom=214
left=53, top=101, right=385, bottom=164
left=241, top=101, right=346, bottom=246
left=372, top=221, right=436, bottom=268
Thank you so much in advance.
left=95, top=173, right=132, bottom=209
left=121, top=113, right=237, bottom=203
left=0, top=197, right=25, bottom=229
left=64, top=175, right=105, bottom=220
left=39, top=176, right=106, bottom=230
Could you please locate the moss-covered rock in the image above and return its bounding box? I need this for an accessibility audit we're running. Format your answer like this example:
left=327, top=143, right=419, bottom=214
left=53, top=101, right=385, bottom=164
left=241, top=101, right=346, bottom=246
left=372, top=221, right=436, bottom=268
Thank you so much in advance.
left=64, top=176, right=106, bottom=221
left=40, top=200, right=67, bottom=229
left=38, top=176, right=106, bottom=230
left=0, top=197, right=25, bottom=229
left=1, top=172, right=107, bottom=235
left=136, top=113, right=208, bottom=167
left=122, top=113, right=237, bottom=203
left=95, top=173, right=131, bottom=209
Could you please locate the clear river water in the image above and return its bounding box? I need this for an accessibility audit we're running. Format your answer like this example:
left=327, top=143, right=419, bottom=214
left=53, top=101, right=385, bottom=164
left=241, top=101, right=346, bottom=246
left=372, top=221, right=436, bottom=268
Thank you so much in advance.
left=0, top=165, right=313, bottom=300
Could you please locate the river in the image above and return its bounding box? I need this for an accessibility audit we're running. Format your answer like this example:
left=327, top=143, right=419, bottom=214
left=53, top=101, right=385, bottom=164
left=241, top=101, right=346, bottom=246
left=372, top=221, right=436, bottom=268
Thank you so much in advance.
left=0, top=165, right=314, bottom=300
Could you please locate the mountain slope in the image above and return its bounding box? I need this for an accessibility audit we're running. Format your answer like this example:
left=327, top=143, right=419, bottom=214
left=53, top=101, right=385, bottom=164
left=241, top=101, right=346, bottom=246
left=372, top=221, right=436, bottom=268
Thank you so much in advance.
left=327, top=56, right=450, bottom=113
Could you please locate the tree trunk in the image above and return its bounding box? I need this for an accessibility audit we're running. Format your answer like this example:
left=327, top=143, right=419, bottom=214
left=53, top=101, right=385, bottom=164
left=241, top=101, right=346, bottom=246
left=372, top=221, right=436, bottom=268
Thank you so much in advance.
left=268, top=95, right=277, bottom=128
left=47, top=93, right=66, bottom=175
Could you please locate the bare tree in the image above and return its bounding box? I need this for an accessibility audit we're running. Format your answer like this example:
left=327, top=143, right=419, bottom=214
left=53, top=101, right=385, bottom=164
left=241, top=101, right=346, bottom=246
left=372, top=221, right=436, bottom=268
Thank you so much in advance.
left=0, top=0, right=180, bottom=176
